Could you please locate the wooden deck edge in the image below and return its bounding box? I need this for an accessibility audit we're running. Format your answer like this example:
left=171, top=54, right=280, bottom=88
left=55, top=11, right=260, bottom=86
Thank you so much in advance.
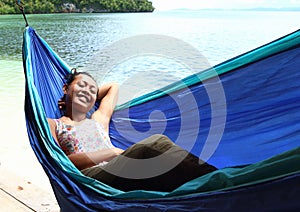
left=0, top=167, right=60, bottom=212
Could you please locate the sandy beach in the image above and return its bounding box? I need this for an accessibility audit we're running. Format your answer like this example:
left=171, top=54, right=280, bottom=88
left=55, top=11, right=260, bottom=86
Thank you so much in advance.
left=0, top=60, right=60, bottom=211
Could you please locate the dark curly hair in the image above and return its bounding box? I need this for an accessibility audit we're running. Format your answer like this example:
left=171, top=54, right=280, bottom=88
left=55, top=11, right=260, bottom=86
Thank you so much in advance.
left=65, top=68, right=97, bottom=86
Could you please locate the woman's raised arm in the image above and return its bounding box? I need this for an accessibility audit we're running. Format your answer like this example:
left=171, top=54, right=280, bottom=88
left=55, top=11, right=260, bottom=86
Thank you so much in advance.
left=91, top=82, right=119, bottom=134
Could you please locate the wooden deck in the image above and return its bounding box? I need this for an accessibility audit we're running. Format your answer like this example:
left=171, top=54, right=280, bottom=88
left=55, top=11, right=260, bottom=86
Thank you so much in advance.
left=0, top=167, right=60, bottom=212
left=0, top=108, right=60, bottom=211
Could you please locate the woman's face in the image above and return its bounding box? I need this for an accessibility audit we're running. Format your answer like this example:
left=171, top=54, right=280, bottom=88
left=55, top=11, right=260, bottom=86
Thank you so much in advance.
left=65, top=74, right=98, bottom=113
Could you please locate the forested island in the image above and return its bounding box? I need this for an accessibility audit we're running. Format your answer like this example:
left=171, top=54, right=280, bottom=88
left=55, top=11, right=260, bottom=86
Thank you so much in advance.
left=0, top=0, right=155, bottom=14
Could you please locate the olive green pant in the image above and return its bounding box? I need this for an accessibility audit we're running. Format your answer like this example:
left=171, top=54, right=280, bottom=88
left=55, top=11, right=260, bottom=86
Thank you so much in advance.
left=82, top=134, right=217, bottom=192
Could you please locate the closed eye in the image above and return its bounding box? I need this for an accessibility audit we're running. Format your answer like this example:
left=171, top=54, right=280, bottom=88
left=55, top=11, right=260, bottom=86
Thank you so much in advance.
left=78, top=81, right=85, bottom=87
left=77, top=79, right=97, bottom=95
left=90, top=88, right=97, bottom=95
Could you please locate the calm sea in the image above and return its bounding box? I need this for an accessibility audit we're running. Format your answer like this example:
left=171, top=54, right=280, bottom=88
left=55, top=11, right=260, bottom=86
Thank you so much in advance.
left=1, top=10, right=300, bottom=112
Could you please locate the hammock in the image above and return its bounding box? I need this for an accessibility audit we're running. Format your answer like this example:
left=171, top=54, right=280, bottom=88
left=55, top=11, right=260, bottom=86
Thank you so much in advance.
left=23, top=26, right=300, bottom=211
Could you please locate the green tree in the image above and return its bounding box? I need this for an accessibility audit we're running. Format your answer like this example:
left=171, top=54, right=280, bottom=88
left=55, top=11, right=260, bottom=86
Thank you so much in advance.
left=0, top=0, right=154, bottom=14
left=0, top=4, right=15, bottom=14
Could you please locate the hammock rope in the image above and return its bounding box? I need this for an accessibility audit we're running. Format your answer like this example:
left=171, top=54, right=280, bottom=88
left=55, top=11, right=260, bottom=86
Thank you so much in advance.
left=16, top=0, right=29, bottom=27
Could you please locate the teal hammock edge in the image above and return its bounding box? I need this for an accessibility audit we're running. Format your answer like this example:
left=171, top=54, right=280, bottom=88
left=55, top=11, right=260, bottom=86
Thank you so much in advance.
left=23, top=27, right=124, bottom=197
left=84, top=146, right=300, bottom=199
left=23, top=26, right=300, bottom=200
left=116, top=29, right=300, bottom=111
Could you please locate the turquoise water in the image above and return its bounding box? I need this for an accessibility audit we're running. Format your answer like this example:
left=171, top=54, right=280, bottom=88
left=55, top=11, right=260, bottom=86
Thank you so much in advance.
left=2, top=11, right=300, bottom=64
left=1, top=10, right=300, bottom=108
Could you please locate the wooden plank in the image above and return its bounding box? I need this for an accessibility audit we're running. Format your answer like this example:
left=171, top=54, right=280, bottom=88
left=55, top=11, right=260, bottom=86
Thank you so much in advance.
left=0, top=189, right=33, bottom=212
left=0, top=112, right=60, bottom=212
left=0, top=168, right=60, bottom=212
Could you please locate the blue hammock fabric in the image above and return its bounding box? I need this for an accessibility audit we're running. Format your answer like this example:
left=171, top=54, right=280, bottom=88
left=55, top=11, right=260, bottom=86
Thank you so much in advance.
left=23, top=26, right=300, bottom=211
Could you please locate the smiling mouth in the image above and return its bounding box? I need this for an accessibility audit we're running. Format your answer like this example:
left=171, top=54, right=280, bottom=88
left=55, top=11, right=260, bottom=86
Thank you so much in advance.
left=77, top=94, right=90, bottom=103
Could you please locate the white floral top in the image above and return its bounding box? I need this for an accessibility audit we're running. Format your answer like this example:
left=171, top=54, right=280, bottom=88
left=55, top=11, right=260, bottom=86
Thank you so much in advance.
left=55, top=118, right=114, bottom=156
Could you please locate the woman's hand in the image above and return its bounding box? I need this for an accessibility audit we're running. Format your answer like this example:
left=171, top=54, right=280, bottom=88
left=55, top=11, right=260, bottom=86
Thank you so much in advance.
left=68, top=147, right=124, bottom=170
left=111, top=147, right=125, bottom=156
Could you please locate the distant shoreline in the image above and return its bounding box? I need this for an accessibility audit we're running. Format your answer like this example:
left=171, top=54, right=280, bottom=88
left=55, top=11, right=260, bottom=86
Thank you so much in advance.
left=2, top=8, right=299, bottom=16
left=0, top=10, right=154, bottom=15
left=0, top=11, right=154, bottom=15
left=2, top=7, right=300, bottom=15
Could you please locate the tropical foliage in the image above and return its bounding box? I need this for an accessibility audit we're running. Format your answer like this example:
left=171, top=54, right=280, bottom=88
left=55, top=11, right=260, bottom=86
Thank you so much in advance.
left=0, top=0, right=155, bottom=14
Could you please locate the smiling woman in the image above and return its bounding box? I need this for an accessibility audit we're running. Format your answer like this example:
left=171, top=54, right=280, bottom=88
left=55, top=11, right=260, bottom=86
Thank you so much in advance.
left=46, top=68, right=217, bottom=192
left=47, top=69, right=125, bottom=169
